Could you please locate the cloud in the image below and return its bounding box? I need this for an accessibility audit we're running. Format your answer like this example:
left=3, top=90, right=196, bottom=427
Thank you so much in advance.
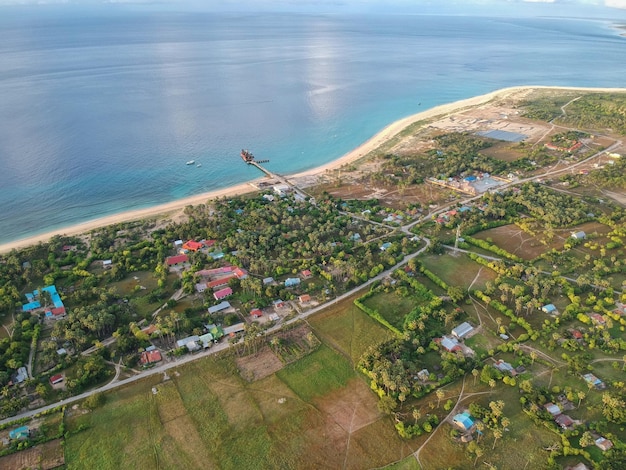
left=605, top=0, right=626, bottom=9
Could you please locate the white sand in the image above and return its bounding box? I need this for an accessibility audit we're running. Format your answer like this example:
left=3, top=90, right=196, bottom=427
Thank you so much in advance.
left=1, top=85, right=624, bottom=254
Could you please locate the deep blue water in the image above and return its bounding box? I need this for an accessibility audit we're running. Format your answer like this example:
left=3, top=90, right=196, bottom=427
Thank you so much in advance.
left=0, top=8, right=624, bottom=244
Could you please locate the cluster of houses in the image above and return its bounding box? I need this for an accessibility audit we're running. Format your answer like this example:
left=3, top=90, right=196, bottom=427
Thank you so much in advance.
left=543, top=400, right=579, bottom=430
left=21, top=285, right=66, bottom=320
left=435, top=322, right=475, bottom=354
left=435, top=206, right=472, bottom=224
left=193, top=265, right=249, bottom=300
left=166, top=239, right=224, bottom=270
left=544, top=140, right=583, bottom=153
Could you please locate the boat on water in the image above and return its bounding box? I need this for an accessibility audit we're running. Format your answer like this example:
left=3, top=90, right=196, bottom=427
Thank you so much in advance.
left=196, top=163, right=202, bottom=167
left=186, top=160, right=195, bottom=165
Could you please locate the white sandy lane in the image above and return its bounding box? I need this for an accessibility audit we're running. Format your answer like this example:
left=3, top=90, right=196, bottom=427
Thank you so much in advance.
left=1, top=85, right=624, bottom=254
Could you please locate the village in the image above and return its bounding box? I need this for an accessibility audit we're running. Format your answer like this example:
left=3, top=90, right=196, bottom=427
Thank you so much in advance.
left=0, top=88, right=625, bottom=469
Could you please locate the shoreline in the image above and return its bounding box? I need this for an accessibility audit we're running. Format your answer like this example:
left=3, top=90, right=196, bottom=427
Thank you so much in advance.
left=1, top=84, right=624, bottom=255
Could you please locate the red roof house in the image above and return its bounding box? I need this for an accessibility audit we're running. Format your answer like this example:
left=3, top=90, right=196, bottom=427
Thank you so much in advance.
left=301, top=269, right=312, bottom=279
left=214, top=287, right=233, bottom=300
left=207, top=275, right=235, bottom=289
left=299, top=294, right=311, bottom=304
left=51, top=306, right=66, bottom=317
left=50, top=374, right=64, bottom=385
left=140, top=350, right=162, bottom=365
left=182, top=240, right=204, bottom=252
left=166, top=254, right=189, bottom=266
left=250, top=308, right=262, bottom=318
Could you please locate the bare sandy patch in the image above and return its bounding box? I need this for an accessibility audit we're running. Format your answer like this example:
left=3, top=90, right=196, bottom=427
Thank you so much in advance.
left=236, top=347, right=285, bottom=382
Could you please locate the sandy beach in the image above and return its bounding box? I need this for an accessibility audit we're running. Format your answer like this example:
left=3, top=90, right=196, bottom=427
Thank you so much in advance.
left=1, top=85, right=624, bottom=255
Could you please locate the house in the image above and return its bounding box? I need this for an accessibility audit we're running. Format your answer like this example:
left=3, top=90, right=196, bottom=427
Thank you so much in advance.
left=273, top=299, right=285, bottom=309
left=571, top=231, right=586, bottom=240
left=56, top=348, right=67, bottom=356
left=174, top=239, right=183, bottom=248
left=206, top=324, right=224, bottom=340
left=571, top=330, right=583, bottom=340
left=269, top=313, right=280, bottom=322
left=14, top=367, right=28, bottom=384
left=565, top=463, right=590, bottom=470
left=544, top=403, right=561, bottom=417
left=51, top=306, right=66, bottom=318
left=176, top=335, right=200, bottom=352
left=439, top=336, right=461, bottom=353
left=102, top=259, right=112, bottom=268
left=208, top=301, right=231, bottom=315
left=273, top=184, right=291, bottom=196
left=554, top=414, right=574, bottom=430
left=452, top=411, right=474, bottom=431
left=223, top=323, right=245, bottom=336
left=195, top=282, right=208, bottom=293
left=285, top=278, right=301, bottom=287
left=582, top=373, right=606, bottom=390
left=595, top=437, right=613, bottom=451
left=301, top=269, right=312, bottom=279
left=9, top=426, right=30, bottom=440
left=417, top=369, right=430, bottom=381
left=199, top=333, right=214, bottom=348
left=207, top=277, right=233, bottom=289
left=263, top=194, right=275, bottom=202
left=380, top=242, right=392, bottom=251
left=142, top=325, right=158, bottom=336
left=263, top=277, right=274, bottom=285
left=214, top=287, right=233, bottom=301
left=350, top=233, right=361, bottom=242
left=541, top=304, right=557, bottom=314
left=589, top=313, right=606, bottom=326
left=494, top=360, right=517, bottom=376
left=452, top=322, right=474, bottom=340
left=182, top=240, right=204, bottom=252
left=166, top=254, right=188, bottom=266
left=298, top=294, right=311, bottom=304
left=140, top=350, right=162, bottom=365
left=49, top=374, right=64, bottom=385
left=233, top=268, right=248, bottom=280
left=250, top=308, right=262, bottom=318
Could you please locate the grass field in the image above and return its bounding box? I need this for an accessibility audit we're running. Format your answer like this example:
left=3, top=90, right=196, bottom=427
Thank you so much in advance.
left=64, top=343, right=417, bottom=470
left=362, top=290, right=415, bottom=330
left=309, top=293, right=393, bottom=364
left=420, top=253, right=497, bottom=291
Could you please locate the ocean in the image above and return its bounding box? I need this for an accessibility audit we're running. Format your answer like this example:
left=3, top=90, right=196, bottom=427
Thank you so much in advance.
left=0, top=7, right=624, bottom=245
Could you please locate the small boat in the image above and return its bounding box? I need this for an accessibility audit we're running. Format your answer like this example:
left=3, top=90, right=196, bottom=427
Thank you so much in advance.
left=196, top=163, right=202, bottom=167
left=186, top=160, right=195, bottom=165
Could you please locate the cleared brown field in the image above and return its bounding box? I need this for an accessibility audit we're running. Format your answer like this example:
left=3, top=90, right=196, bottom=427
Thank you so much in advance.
left=0, top=438, right=64, bottom=470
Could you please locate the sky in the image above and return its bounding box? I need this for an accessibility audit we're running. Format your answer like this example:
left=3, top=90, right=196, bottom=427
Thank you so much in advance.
left=0, top=0, right=625, bottom=17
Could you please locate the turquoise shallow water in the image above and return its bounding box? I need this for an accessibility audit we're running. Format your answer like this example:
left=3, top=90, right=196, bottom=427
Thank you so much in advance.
left=0, top=9, right=624, bottom=244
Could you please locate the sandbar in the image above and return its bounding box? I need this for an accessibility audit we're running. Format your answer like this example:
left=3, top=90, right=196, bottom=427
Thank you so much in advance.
left=1, top=85, right=624, bottom=254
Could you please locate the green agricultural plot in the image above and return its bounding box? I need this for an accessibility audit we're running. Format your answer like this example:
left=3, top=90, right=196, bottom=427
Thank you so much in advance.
left=64, top=347, right=414, bottom=470
left=361, top=290, right=415, bottom=330
left=277, top=344, right=355, bottom=401
left=420, top=253, right=497, bottom=291
left=309, top=294, right=394, bottom=364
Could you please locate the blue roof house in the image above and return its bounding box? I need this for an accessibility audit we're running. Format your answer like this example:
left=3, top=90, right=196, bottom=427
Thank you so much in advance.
left=285, top=278, right=301, bottom=288
left=542, top=304, right=557, bottom=314
left=452, top=412, right=474, bottom=431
